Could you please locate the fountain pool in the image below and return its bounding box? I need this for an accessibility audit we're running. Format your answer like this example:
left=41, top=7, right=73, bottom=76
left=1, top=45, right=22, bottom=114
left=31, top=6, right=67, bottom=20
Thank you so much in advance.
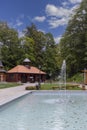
left=0, top=91, right=87, bottom=130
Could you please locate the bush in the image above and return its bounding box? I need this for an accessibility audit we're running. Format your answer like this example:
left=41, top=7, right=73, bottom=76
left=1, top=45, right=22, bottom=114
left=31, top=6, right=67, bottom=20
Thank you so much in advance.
left=67, top=73, right=83, bottom=83
left=25, top=86, right=36, bottom=90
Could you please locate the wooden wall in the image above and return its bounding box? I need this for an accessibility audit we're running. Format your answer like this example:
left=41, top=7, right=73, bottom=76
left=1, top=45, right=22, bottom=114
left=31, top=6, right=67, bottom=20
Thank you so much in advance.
left=0, top=73, right=6, bottom=82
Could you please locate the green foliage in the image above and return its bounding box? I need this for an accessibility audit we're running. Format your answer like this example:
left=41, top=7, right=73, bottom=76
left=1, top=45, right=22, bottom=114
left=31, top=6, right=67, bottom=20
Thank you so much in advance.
left=0, top=22, right=23, bottom=69
left=0, top=22, right=60, bottom=78
left=60, top=0, right=87, bottom=77
left=24, top=23, right=60, bottom=78
left=20, top=36, right=35, bottom=63
left=68, top=73, right=83, bottom=83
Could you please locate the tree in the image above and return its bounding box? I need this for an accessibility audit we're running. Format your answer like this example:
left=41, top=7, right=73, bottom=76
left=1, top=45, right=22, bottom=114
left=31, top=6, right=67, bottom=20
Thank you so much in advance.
left=0, top=21, right=60, bottom=78
left=20, top=36, right=35, bottom=63
left=43, top=33, right=59, bottom=77
left=0, top=22, right=22, bottom=69
left=24, top=24, right=60, bottom=78
left=24, top=24, right=44, bottom=66
left=60, top=0, right=87, bottom=77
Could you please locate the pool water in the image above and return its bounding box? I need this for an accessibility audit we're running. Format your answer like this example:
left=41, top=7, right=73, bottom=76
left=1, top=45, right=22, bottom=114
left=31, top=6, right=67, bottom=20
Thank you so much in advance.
left=0, top=91, right=87, bottom=130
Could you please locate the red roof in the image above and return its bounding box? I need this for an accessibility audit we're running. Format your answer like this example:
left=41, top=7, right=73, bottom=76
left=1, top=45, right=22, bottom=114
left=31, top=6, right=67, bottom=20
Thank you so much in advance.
left=7, top=65, right=46, bottom=74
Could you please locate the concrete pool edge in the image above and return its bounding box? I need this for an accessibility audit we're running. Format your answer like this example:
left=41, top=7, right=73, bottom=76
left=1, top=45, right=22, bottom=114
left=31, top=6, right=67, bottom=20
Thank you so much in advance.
left=0, top=91, right=32, bottom=108
left=32, top=90, right=87, bottom=93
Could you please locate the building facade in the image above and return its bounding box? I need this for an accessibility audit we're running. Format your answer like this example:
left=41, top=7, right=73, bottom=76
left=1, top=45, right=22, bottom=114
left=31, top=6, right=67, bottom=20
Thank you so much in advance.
left=6, top=58, right=46, bottom=83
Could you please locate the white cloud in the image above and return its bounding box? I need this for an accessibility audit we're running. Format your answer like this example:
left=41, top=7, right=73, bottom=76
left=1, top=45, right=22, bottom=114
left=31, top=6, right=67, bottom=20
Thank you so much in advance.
left=71, top=3, right=80, bottom=11
left=9, top=16, right=24, bottom=29
left=46, top=4, right=71, bottom=17
left=62, top=2, right=68, bottom=7
left=48, top=17, right=69, bottom=28
left=18, top=30, right=24, bottom=38
left=34, top=16, right=46, bottom=22
left=54, top=36, right=62, bottom=44
left=45, top=3, right=81, bottom=28
left=45, top=4, right=72, bottom=28
left=13, top=15, right=24, bottom=27
left=69, top=0, right=82, bottom=4
left=15, top=19, right=23, bottom=27
left=46, top=4, right=58, bottom=16
left=38, top=29, right=45, bottom=33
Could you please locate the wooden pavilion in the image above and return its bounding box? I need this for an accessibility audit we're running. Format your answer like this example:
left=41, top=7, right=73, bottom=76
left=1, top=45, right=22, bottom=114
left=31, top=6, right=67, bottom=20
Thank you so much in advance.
left=6, top=58, right=46, bottom=83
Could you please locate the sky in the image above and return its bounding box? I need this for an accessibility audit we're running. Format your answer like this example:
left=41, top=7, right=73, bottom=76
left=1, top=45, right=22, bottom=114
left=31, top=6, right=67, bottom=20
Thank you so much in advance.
left=0, top=0, right=82, bottom=43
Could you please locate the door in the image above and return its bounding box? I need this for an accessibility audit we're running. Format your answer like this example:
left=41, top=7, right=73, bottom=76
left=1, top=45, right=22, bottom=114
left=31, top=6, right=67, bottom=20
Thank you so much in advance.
left=21, top=74, right=27, bottom=83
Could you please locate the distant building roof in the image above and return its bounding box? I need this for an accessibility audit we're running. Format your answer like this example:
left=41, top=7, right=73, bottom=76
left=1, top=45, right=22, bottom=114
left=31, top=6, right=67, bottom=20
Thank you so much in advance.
left=23, top=58, right=31, bottom=63
left=7, top=65, right=46, bottom=74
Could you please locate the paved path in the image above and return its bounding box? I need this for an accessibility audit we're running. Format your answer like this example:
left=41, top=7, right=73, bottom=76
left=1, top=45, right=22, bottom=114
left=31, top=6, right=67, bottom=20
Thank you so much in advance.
left=0, top=83, right=36, bottom=106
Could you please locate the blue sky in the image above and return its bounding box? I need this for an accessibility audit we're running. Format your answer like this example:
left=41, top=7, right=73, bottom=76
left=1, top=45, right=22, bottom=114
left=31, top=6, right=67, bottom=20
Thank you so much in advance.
left=0, top=0, right=82, bottom=43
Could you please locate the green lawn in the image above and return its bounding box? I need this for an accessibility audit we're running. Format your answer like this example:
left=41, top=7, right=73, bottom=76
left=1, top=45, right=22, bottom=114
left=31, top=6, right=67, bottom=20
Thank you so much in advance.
left=40, top=83, right=82, bottom=90
left=40, top=83, right=58, bottom=90
left=0, top=82, right=82, bottom=90
left=0, top=82, right=22, bottom=89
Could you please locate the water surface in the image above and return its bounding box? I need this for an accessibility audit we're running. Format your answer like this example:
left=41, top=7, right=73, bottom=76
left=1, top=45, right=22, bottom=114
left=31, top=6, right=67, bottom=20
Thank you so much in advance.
left=0, top=91, right=87, bottom=130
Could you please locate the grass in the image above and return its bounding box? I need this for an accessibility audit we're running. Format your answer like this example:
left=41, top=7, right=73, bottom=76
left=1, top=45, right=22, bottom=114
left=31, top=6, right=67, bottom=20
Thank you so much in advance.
left=40, top=83, right=82, bottom=90
left=0, top=82, right=82, bottom=90
left=40, top=83, right=58, bottom=90
left=0, top=82, right=22, bottom=89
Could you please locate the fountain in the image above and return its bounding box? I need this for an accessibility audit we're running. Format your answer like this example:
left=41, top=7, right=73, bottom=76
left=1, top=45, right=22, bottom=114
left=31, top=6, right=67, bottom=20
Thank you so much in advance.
left=59, top=60, right=66, bottom=90
left=57, top=60, right=71, bottom=104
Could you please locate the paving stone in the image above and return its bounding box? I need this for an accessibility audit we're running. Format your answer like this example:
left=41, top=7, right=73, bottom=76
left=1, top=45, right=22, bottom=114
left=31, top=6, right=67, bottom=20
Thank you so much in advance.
left=0, top=83, right=36, bottom=106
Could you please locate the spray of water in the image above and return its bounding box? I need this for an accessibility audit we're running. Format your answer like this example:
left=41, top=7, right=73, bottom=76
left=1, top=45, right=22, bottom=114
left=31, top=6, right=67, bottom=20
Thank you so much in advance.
left=59, top=60, right=66, bottom=90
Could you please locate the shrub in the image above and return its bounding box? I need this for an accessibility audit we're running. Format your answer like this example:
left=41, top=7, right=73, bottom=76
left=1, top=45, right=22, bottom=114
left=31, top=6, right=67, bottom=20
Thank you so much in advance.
left=67, top=73, right=83, bottom=83
left=25, top=86, right=36, bottom=90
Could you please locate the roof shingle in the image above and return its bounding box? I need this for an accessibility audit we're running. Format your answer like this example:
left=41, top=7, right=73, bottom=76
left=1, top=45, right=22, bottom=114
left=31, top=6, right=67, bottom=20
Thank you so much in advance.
left=7, top=65, right=46, bottom=74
